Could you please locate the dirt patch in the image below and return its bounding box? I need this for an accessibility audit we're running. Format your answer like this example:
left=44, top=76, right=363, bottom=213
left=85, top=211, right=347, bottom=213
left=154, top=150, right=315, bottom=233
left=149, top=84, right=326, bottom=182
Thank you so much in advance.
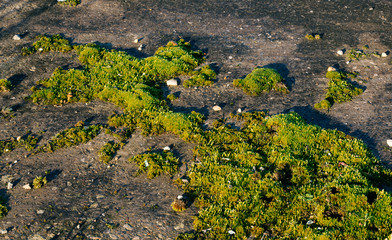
left=1, top=0, right=392, bottom=239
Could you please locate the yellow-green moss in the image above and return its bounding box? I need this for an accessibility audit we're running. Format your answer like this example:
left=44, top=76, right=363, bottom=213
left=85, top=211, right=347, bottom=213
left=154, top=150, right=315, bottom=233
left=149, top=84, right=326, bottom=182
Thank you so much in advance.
left=33, top=176, right=47, bottom=189
left=0, top=79, right=12, bottom=92
left=57, top=0, right=81, bottom=6
left=233, top=68, right=288, bottom=96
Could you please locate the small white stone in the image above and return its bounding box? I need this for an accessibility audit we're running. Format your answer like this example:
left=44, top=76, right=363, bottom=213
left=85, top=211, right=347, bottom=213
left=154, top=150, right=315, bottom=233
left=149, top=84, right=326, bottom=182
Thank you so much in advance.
left=327, top=66, right=336, bottom=72
left=7, top=182, right=13, bottom=189
left=144, top=160, right=149, bottom=167
left=337, top=50, right=344, bottom=55
left=23, top=184, right=31, bottom=190
left=38, top=48, right=43, bottom=52
left=37, top=210, right=44, bottom=215
left=177, top=195, right=183, bottom=200
left=133, top=39, right=139, bottom=43
left=381, top=52, right=388, bottom=57
left=237, top=108, right=242, bottom=113
left=16, top=136, right=22, bottom=141
left=0, top=229, right=7, bottom=234
left=138, top=44, right=143, bottom=51
left=123, top=224, right=133, bottom=231
left=57, top=0, right=67, bottom=2
left=346, top=61, right=350, bottom=64
left=228, top=230, right=235, bottom=235
left=13, top=34, right=21, bottom=40
left=212, top=105, right=222, bottom=111
left=306, top=220, right=314, bottom=225
left=387, top=139, right=392, bottom=147
left=163, top=146, right=171, bottom=151
left=166, top=79, right=178, bottom=86
left=96, top=194, right=105, bottom=199
left=228, top=56, right=233, bottom=60
left=369, top=7, right=374, bottom=10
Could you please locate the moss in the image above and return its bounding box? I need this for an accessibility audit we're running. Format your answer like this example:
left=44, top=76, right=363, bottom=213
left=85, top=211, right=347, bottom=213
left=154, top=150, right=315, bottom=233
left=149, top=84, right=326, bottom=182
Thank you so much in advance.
left=347, top=47, right=381, bottom=61
left=183, top=65, right=216, bottom=88
left=315, top=71, right=362, bottom=109
left=233, top=68, right=288, bottom=96
left=33, top=176, right=47, bottom=189
left=57, top=0, right=81, bottom=6
left=0, top=79, right=12, bottom=92
left=129, top=151, right=180, bottom=179
left=171, top=198, right=187, bottom=212
left=98, top=141, right=122, bottom=164
left=305, top=34, right=322, bottom=40
left=0, top=134, right=38, bottom=155
left=183, top=112, right=392, bottom=239
left=0, top=197, right=8, bottom=218
left=21, top=35, right=72, bottom=56
left=167, top=93, right=178, bottom=101
left=35, top=122, right=103, bottom=153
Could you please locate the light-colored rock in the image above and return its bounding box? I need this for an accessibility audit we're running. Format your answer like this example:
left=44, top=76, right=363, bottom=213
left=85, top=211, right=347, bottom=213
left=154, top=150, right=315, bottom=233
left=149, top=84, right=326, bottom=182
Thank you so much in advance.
left=237, top=108, right=242, bottom=113
left=13, top=34, right=21, bottom=40
left=174, top=223, right=184, bottom=230
left=7, top=182, right=13, bottom=189
left=23, top=184, right=31, bottom=190
left=138, top=44, right=143, bottom=51
left=37, top=210, right=44, bottom=215
left=212, top=105, right=222, bottom=111
left=132, top=237, right=140, bottom=240
left=1, top=175, right=13, bottom=184
left=337, top=50, right=344, bottom=55
left=28, top=234, right=45, bottom=240
left=123, top=224, right=133, bottom=231
left=387, top=139, right=392, bottom=147
left=381, top=52, right=388, bottom=57
left=109, top=233, right=118, bottom=239
left=90, top=203, right=99, bottom=208
left=133, top=39, right=139, bottom=43
left=96, top=194, right=105, bottom=199
left=0, top=229, right=7, bottom=234
left=166, top=79, right=178, bottom=86
left=163, top=146, right=171, bottom=151
left=327, top=66, right=336, bottom=72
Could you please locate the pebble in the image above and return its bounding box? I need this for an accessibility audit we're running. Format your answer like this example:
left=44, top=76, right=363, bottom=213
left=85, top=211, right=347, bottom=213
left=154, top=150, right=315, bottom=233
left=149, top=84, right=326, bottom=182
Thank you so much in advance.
left=0, top=229, right=7, bottom=234
left=163, top=146, right=171, bottom=151
left=90, top=203, right=99, bottom=208
left=212, top=105, right=222, bottom=111
left=337, top=50, right=344, bottom=55
left=109, top=233, right=118, bottom=239
left=166, top=79, right=178, bottom=86
left=123, top=224, right=133, bottom=231
left=327, top=66, right=336, bottom=72
left=138, top=44, right=143, bottom=51
left=7, top=182, right=13, bottom=189
left=174, top=223, right=184, bottom=230
left=23, top=184, right=32, bottom=190
left=381, top=52, right=388, bottom=57
left=37, top=210, right=44, bottom=215
left=96, top=194, right=105, bottom=199
left=228, top=56, right=233, bottom=60
left=67, top=181, right=72, bottom=187
left=387, top=139, right=392, bottom=147
left=1, top=175, right=13, bottom=184
left=133, top=39, right=139, bottom=43
left=28, top=234, right=45, bottom=240
left=13, top=34, right=21, bottom=40
left=237, top=108, right=242, bottom=113
left=132, top=237, right=140, bottom=240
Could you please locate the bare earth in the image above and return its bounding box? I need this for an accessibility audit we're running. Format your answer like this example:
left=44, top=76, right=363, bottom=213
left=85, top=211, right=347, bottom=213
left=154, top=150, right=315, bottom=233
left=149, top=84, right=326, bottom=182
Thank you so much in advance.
left=0, top=0, right=392, bottom=239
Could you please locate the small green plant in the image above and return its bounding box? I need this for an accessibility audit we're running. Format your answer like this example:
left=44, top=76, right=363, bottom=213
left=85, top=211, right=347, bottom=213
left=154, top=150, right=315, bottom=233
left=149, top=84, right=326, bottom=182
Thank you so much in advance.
left=57, top=0, right=81, bottom=6
left=171, top=197, right=187, bottom=212
left=98, top=141, right=122, bottom=164
left=233, top=68, right=288, bottom=96
left=305, top=33, right=321, bottom=40
left=33, top=176, right=47, bottom=189
left=347, top=46, right=381, bottom=61
left=0, top=79, right=12, bottom=92
left=35, top=122, right=102, bottom=153
left=21, top=34, right=72, bottom=56
left=183, top=65, right=216, bottom=88
left=0, top=134, right=38, bottom=155
left=167, top=93, right=178, bottom=101
left=0, top=197, right=8, bottom=218
left=315, top=71, right=362, bottom=109
left=129, top=151, right=179, bottom=179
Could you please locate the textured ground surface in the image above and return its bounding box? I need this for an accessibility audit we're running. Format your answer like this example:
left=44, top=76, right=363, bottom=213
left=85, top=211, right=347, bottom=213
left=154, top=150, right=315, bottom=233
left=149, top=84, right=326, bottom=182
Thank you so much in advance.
left=0, top=0, right=392, bottom=239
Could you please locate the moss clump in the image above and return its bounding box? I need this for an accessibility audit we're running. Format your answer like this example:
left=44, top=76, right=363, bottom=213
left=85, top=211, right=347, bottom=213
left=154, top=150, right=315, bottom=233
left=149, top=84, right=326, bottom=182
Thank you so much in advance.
left=183, top=112, right=392, bottom=239
left=167, top=93, right=178, bottom=101
left=0, top=79, right=12, bottom=92
left=233, top=68, right=288, bottom=96
left=33, top=176, right=47, bottom=189
left=35, top=122, right=102, bottom=153
left=129, top=151, right=180, bottom=179
left=0, top=197, right=8, bottom=218
left=0, top=134, right=38, bottom=155
left=347, top=47, right=381, bottom=61
left=98, top=141, right=122, bottom=164
left=57, top=0, right=81, bottom=6
left=21, top=34, right=72, bottom=56
left=183, top=65, right=216, bottom=88
left=305, top=34, right=322, bottom=40
left=171, top=198, right=187, bottom=212
left=315, top=71, right=363, bottom=109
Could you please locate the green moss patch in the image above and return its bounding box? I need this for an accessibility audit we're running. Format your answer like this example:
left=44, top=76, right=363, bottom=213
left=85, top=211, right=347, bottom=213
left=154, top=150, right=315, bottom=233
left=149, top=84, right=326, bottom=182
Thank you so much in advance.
left=57, top=0, right=81, bottom=6
left=180, top=112, right=392, bottom=239
left=233, top=68, right=288, bottom=96
left=347, top=47, right=381, bottom=61
left=129, top=151, right=180, bottom=179
left=0, top=197, right=8, bottom=218
left=183, top=65, right=216, bottom=88
left=98, top=141, right=123, bottom=164
left=0, top=134, right=38, bottom=155
left=0, top=79, right=12, bottom=92
left=315, top=71, right=363, bottom=109
left=22, top=34, right=72, bottom=56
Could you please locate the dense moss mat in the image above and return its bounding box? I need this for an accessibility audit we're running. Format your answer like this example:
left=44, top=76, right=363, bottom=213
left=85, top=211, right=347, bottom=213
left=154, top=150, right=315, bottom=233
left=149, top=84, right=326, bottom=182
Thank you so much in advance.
left=22, top=35, right=392, bottom=238
left=180, top=112, right=392, bottom=239
left=0, top=135, right=38, bottom=155
left=57, top=0, right=81, bottom=6
left=0, top=79, right=12, bottom=92
left=315, top=71, right=363, bottom=110
left=233, top=68, right=288, bottom=96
